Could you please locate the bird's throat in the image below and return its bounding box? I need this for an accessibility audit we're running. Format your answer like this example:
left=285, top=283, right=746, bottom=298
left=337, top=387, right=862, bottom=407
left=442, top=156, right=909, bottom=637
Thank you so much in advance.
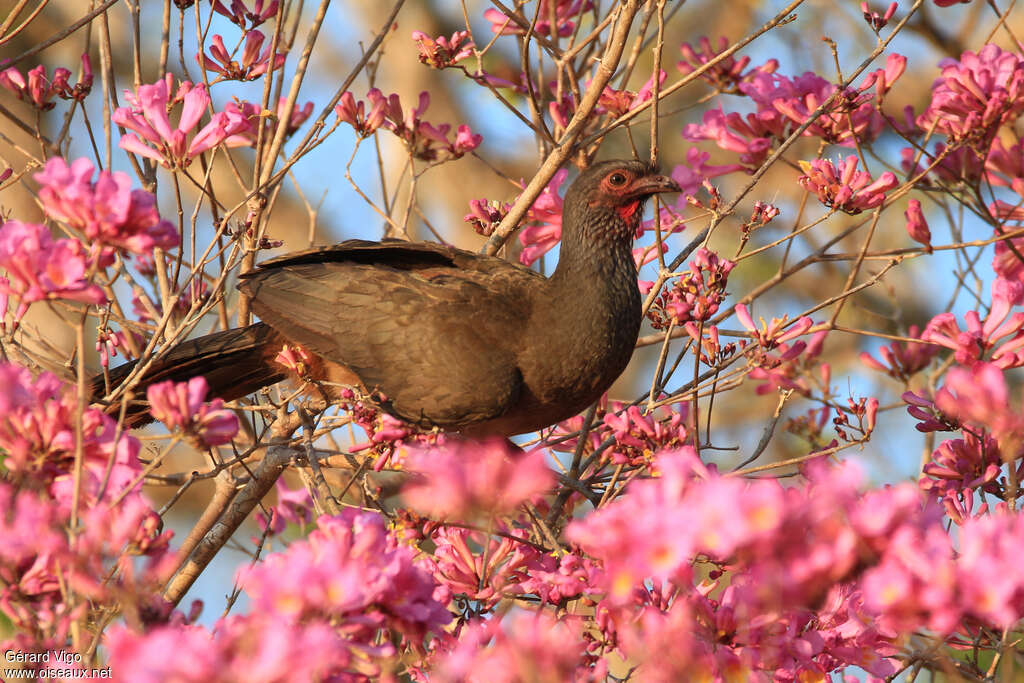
left=616, top=200, right=641, bottom=221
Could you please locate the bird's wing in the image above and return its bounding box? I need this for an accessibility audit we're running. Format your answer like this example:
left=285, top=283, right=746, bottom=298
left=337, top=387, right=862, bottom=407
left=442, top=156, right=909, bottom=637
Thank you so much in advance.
left=237, top=241, right=540, bottom=428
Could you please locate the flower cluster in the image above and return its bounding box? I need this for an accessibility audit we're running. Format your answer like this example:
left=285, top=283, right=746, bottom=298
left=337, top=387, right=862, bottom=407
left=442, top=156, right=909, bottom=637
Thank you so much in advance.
left=0, top=55, right=93, bottom=109
left=0, top=221, right=106, bottom=329
left=146, top=377, right=240, bottom=447
left=198, top=30, right=286, bottom=81
left=114, top=75, right=252, bottom=169
left=411, top=30, right=474, bottom=69
left=798, top=156, right=898, bottom=214
left=34, top=157, right=178, bottom=255
left=647, top=247, right=735, bottom=329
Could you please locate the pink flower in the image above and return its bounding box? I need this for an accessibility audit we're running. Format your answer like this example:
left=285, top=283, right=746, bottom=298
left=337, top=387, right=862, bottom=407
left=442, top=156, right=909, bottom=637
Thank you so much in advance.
left=682, top=107, right=776, bottom=168
left=464, top=197, right=510, bottom=237
left=919, top=432, right=1001, bottom=522
left=429, top=612, right=593, bottom=683
left=0, top=56, right=92, bottom=110
left=198, top=30, right=286, bottom=81
left=0, top=221, right=106, bottom=327
left=648, top=248, right=735, bottom=328
left=861, top=1, right=898, bottom=30
left=904, top=199, right=932, bottom=252
left=212, top=0, right=279, bottom=28
left=335, top=88, right=387, bottom=138
left=670, top=147, right=745, bottom=199
left=113, top=76, right=252, bottom=169
left=402, top=439, right=552, bottom=519
left=798, top=156, right=898, bottom=214
left=677, top=36, right=778, bottom=93
left=518, top=168, right=568, bottom=265
left=741, top=71, right=885, bottom=145
left=598, top=70, right=667, bottom=118
left=483, top=0, right=591, bottom=37
left=860, top=325, right=939, bottom=381
left=241, top=510, right=451, bottom=641
left=921, top=279, right=1024, bottom=368
left=917, top=44, right=1024, bottom=146
left=34, top=156, right=178, bottom=255
left=146, top=376, right=239, bottom=447
left=380, top=91, right=483, bottom=162
left=935, top=362, right=1024, bottom=458
left=411, top=30, right=474, bottom=69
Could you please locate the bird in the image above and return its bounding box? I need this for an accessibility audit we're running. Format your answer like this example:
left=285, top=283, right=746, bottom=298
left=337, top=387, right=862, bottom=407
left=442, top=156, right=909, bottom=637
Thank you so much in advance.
left=94, top=159, right=680, bottom=437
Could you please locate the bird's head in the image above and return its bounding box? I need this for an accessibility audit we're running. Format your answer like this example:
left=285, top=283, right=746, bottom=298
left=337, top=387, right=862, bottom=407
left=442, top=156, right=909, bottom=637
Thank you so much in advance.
left=562, top=159, right=680, bottom=246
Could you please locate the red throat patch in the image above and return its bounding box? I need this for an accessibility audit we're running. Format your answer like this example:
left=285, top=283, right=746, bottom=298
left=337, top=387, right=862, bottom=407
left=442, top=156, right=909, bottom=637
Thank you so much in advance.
left=616, top=200, right=640, bottom=221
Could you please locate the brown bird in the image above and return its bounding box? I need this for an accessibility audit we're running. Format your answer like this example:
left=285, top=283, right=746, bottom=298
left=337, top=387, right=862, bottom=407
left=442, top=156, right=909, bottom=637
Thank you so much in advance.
left=95, top=159, right=680, bottom=437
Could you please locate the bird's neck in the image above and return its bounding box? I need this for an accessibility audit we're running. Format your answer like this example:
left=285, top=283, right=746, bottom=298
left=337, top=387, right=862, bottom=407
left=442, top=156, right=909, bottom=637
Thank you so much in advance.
left=549, top=207, right=639, bottom=291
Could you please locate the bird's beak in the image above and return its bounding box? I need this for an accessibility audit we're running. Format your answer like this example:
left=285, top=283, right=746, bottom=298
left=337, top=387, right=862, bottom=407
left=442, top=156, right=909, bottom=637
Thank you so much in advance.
left=628, top=173, right=681, bottom=200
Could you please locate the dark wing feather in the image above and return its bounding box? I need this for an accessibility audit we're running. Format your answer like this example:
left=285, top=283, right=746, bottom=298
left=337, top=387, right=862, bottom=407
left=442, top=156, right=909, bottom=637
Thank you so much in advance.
left=238, top=242, right=541, bottom=428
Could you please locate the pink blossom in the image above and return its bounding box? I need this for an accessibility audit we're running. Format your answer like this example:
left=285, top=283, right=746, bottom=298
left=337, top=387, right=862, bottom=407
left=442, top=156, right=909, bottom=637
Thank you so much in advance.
left=0, top=56, right=92, bottom=110
left=211, top=0, right=279, bottom=28
left=34, top=156, right=178, bottom=255
left=402, top=439, right=552, bottom=519
left=676, top=36, right=778, bottom=93
left=985, top=135, right=1024, bottom=195
left=598, top=70, right=666, bottom=118
left=411, top=30, right=474, bottom=69
left=670, top=147, right=745, bottom=198
left=335, top=88, right=387, bottom=138
left=482, top=0, right=591, bottom=37
left=241, top=510, right=451, bottom=642
left=935, top=362, right=1024, bottom=458
left=741, top=71, right=885, bottom=145
left=378, top=90, right=483, bottom=162
left=648, top=248, right=735, bottom=328
left=920, top=432, right=1001, bottom=522
left=0, top=221, right=106, bottom=327
left=464, top=197, right=510, bottom=237
left=904, top=198, right=932, bottom=252
left=859, top=325, right=939, bottom=381
left=518, top=168, right=568, bottom=265
left=429, top=612, right=594, bottom=683
left=682, top=107, right=777, bottom=168
left=198, top=30, right=286, bottom=81
left=113, top=76, right=252, bottom=169
left=861, top=1, right=898, bottom=30
left=146, top=377, right=239, bottom=447
left=921, top=279, right=1024, bottom=368
left=798, top=156, right=898, bottom=214
left=917, top=44, right=1024, bottom=146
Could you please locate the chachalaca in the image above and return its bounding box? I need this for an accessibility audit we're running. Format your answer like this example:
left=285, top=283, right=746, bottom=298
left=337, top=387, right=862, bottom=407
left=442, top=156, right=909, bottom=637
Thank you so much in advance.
left=94, top=159, right=680, bottom=437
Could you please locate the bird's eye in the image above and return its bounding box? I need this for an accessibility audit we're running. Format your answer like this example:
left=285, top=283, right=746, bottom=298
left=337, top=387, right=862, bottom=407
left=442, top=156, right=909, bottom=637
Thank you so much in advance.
left=608, top=172, right=628, bottom=186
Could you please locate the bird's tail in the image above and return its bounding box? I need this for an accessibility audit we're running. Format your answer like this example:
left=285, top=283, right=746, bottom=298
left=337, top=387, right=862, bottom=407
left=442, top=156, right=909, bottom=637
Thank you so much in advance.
left=92, top=322, right=288, bottom=425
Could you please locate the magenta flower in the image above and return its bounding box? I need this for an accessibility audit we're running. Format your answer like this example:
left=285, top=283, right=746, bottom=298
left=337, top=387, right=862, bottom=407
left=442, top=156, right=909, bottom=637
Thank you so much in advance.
left=919, top=432, right=1001, bottom=523
left=241, top=510, right=451, bottom=641
left=917, top=44, right=1024, bottom=146
left=335, top=88, right=387, bottom=138
left=146, top=376, right=239, bottom=447
left=670, top=147, right=745, bottom=199
left=798, top=156, right=898, bottom=214
left=518, top=168, right=568, bottom=265
left=198, top=30, right=286, bottom=81
left=861, top=1, right=898, bottom=30
left=0, top=221, right=106, bottom=327
left=598, top=70, right=667, bottom=118
left=464, top=197, right=511, bottom=236
left=0, top=55, right=93, bottom=110
left=860, top=325, right=939, bottom=381
left=677, top=36, right=778, bottom=93
left=682, top=107, right=777, bottom=168
left=113, top=76, right=252, bottom=169
left=985, top=135, right=1024, bottom=196
left=402, top=439, right=552, bottom=519
left=904, top=199, right=932, bottom=252
left=648, top=248, right=735, bottom=329
left=411, top=30, right=474, bottom=69
left=377, top=90, right=483, bottom=162
left=921, top=278, right=1024, bottom=368
left=935, top=362, right=1024, bottom=455
left=741, top=71, right=885, bottom=145
left=34, top=156, right=178, bottom=255
left=483, top=0, right=591, bottom=37
left=212, top=0, right=279, bottom=28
